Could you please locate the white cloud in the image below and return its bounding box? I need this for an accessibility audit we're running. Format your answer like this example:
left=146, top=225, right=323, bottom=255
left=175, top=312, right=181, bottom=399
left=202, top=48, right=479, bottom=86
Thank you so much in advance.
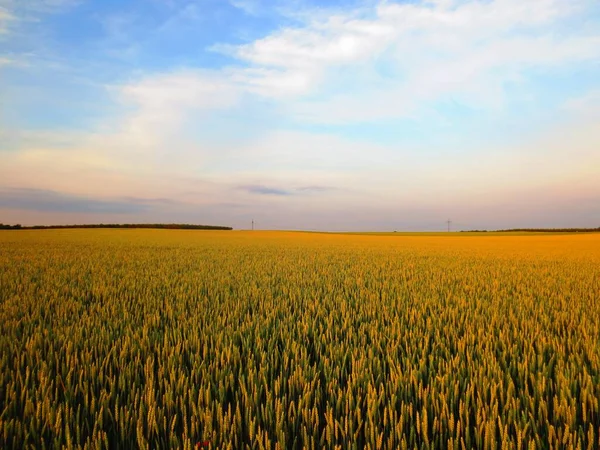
left=116, top=70, right=240, bottom=147
left=101, top=0, right=600, bottom=124
left=227, top=0, right=598, bottom=119
left=184, top=0, right=600, bottom=122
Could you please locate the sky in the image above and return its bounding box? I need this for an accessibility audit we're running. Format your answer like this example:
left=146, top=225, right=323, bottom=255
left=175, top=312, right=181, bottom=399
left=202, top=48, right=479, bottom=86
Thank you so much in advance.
left=0, top=0, right=599, bottom=231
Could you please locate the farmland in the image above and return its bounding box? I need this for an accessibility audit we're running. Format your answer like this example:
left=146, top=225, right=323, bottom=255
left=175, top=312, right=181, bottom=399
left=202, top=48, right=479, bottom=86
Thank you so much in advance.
left=1, top=230, right=599, bottom=449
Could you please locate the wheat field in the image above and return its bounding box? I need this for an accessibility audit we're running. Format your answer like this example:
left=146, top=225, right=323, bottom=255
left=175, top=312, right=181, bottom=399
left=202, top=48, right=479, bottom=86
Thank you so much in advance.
left=1, top=230, right=599, bottom=449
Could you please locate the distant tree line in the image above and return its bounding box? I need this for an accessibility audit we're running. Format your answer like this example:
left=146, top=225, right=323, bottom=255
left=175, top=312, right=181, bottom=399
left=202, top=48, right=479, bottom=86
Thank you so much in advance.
left=462, top=227, right=600, bottom=233
left=498, top=227, right=600, bottom=232
left=0, top=223, right=232, bottom=230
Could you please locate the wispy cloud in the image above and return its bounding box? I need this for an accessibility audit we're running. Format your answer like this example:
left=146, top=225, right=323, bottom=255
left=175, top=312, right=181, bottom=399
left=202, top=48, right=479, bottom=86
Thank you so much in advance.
left=0, top=0, right=78, bottom=32
left=563, top=89, right=600, bottom=117
left=296, top=185, right=337, bottom=193
left=238, top=184, right=339, bottom=196
left=104, top=0, right=599, bottom=133
left=0, top=0, right=79, bottom=13
left=228, top=0, right=598, bottom=120
left=0, top=6, right=13, bottom=34
left=136, top=0, right=600, bottom=124
left=229, top=0, right=260, bottom=16
left=238, top=184, right=292, bottom=196
left=0, top=56, right=14, bottom=65
left=118, top=70, right=240, bottom=137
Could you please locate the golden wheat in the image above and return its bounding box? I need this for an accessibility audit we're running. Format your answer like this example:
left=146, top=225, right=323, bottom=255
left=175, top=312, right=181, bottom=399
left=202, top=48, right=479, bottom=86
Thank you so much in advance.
left=0, top=230, right=598, bottom=449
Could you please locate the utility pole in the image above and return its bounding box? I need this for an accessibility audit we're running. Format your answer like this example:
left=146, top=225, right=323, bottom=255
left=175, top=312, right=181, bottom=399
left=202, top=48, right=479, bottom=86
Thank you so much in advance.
left=252, top=219, right=254, bottom=231
left=447, top=219, right=451, bottom=232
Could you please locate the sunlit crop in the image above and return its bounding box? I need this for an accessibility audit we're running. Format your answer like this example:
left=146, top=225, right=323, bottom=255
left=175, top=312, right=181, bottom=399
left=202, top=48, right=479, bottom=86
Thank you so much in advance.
left=1, top=230, right=599, bottom=449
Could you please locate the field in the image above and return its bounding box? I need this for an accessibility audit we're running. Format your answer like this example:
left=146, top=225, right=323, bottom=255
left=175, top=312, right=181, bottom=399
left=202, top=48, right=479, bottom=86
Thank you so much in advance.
left=1, top=230, right=599, bottom=449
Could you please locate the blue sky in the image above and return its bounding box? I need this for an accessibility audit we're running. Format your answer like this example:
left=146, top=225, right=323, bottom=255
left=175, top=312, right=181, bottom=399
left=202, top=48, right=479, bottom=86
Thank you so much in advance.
left=1, top=0, right=599, bottom=230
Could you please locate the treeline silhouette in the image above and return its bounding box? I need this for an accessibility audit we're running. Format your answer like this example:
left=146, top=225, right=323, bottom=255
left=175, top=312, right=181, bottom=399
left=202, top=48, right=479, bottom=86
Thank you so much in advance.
left=462, top=227, right=600, bottom=233
left=497, top=227, right=600, bottom=233
left=0, top=223, right=232, bottom=230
